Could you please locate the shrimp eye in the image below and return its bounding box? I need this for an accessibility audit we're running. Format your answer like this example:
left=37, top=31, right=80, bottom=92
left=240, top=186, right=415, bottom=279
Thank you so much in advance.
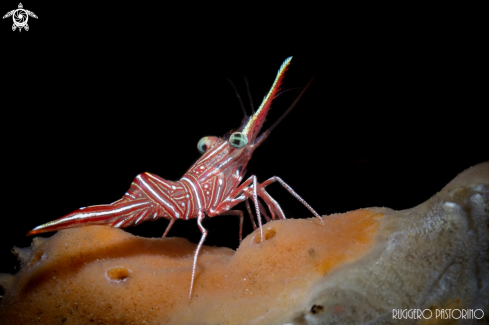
left=197, top=136, right=218, bottom=154
left=229, top=132, right=248, bottom=149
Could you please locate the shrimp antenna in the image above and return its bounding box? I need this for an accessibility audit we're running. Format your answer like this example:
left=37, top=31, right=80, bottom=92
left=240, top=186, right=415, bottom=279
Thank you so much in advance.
left=226, top=77, right=248, bottom=117
left=274, top=87, right=304, bottom=99
left=263, top=72, right=317, bottom=136
left=244, top=76, right=255, bottom=114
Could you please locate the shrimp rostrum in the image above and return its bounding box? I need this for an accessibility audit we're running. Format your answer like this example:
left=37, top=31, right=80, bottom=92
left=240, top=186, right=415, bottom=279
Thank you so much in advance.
left=27, top=57, right=323, bottom=298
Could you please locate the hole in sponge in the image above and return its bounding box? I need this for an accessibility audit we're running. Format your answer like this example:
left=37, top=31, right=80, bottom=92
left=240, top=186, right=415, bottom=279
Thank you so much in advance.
left=29, top=250, right=44, bottom=267
left=310, top=304, right=324, bottom=314
left=106, top=266, right=131, bottom=283
left=254, top=227, right=276, bottom=243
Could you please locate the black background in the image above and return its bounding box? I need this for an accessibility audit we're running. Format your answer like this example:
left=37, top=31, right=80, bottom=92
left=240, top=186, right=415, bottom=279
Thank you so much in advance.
left=0, top=3, right=487, bottom=276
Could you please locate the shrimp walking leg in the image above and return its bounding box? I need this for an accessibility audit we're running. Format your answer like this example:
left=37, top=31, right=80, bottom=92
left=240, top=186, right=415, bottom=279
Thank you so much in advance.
left=259, top=176, right=323, bottom=220
left=189, top=212, right=206, bottom=299
left=162, top=218, right=176, bottom=238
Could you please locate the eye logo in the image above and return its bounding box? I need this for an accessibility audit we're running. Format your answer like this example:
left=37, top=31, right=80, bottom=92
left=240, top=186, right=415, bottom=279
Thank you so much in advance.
left=3, top=3, right=38, bottom=32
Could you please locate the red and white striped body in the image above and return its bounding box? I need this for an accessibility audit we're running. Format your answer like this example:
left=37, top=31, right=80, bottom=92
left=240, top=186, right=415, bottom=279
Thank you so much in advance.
left=28, top=135, right=251, bottom=234
left=27, top=57, right=323, bottom=298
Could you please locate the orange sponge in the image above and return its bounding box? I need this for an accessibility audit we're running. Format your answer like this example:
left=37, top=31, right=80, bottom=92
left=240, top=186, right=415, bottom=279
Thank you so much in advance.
left=1, top=162, right=487, bottom=324
left=0, top=210, right=381, bottom=324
